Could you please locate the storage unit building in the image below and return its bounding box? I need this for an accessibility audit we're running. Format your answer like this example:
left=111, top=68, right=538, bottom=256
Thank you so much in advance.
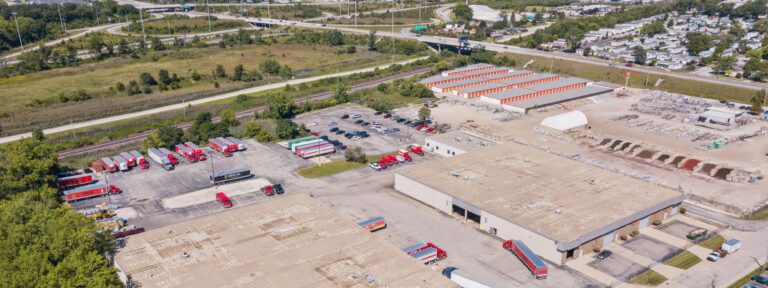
left=502, top=85, right=614, bottom=114
left=420, top=67, right=513, bottom=88
left=394, top=143, right=683, bottom=265
left=455, top=73, right=559, bottom=98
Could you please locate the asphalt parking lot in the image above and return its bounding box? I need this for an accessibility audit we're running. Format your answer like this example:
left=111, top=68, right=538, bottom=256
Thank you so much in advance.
left=588, top=254, right=646, bottom=281
left=622, top=235, right=682, bottom=262
left=657, top=220, right=700, bottom=240
left=294, top=105, right=430, bottom=157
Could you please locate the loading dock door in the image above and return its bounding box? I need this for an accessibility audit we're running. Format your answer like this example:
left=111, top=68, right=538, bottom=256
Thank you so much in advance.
left=639, top=217, right=649, bottom=229
left=603, top=231, right=615, bottom=246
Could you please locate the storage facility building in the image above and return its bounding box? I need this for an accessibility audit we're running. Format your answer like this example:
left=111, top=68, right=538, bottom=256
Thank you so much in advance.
left=114, top=195, right=454, bottom=288
left=502, top=85, right=614, bottom=114
left=455, top=73, right=559, bottom=98
left=424, top=131, right=495, bottom=157
left=539, top=110, right=589, bottom=132
left=394, top=143, right=683, bottom=265
left=469, top=5, right=503, bottom=22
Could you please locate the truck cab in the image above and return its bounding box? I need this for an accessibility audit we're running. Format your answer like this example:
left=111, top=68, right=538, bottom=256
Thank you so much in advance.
left=261, top=185, right=275, bottom=196
left=216, top=192, right=232, bottom=208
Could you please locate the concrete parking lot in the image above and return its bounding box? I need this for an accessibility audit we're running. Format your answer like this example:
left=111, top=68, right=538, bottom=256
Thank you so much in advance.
left=657, top=220, right=700, bottom=240
left=294, top=105, right=430, bottom=156
left=623, top=235, right=682, bottom=262
left=588, top=254, right=646, bottom=282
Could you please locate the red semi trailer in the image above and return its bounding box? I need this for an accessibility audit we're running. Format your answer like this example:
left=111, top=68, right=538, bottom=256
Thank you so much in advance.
left=57, top=174, right=94, bottom=189
left=217, top=137, right=238, bottom=152
left=129, top=150, right=149, bottom=169
left=208, top=138, right=232, bottom=157
left=175, top=144, right=198, bottom=163
left=503, top=240, right=548, bottom=279
left=158, top=148, right=180, bottom=165
left=401, top=242, right=447, bottom=264
left=63, top=184, right=122, bottom=202
left=183, top=142, right=207, bottom=161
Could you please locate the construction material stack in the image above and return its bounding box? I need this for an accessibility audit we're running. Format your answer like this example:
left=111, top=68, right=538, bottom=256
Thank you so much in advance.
left=63, top=183, right=121, bottom=202
left=57, top=174, right=94, bottom=190
left=183, top=142, right=207, bottom=161
left=401, top=242, right=447, bottom=264
left=175, top=144, right=198, bottom=163
left=148, top=148, right=174, bottom=171
left=503, top=240, right=548, bottom=279
left=129, top=150, right=150, bottom=169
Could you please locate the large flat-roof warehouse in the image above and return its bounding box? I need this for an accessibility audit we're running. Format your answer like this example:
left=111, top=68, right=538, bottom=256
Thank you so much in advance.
left=115, top=195, right=455, bottom=288
left=394, top=142, right=683, bottom=265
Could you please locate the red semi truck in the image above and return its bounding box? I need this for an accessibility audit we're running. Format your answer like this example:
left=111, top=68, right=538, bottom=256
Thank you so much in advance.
left=57, top=174, right=94, bottom=189
left=158, top=148, right=180, bottom=165
left=409, top=144, right=424, bottom=156
left=208, top=138, right=233, bottom=157
left=175, top=144, right=198, bottom=163
left=129, top=150, right=149, bottom=169
left=63, top=184, right=122, bottom=202
left=183, top=142, right=207, bottom=161
left=397, top=149, right=413, bottom=162
left=216, top=137, right=238, bottom=152
left=402, top=242, right=447, bottom=264
left=503, top=240, right=548, bottom=279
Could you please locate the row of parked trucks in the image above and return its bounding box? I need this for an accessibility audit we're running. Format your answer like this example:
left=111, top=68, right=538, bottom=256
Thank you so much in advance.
left=402, top=242, right=448, bottom=265
left=370, top=145, right=424, bottom=171
left=286, top=136, right=336, bottom=158
left=91, top=150, right=150, bottom=173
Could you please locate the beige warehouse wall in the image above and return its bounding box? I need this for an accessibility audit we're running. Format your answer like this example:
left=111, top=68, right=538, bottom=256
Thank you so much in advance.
left=394, top=174, right=453, bottom=215
left=482, top=212, right=563, bottom=265
left=424, top=138, right=466, bottom=158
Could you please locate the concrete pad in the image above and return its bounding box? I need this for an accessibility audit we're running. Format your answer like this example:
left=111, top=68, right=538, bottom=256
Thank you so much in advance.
left=642, top=227, right=690, bottom=248
left=568, top=255, right=619, bottom=286
left=610, top=244, right=655, bottom=267
left=623, top=235, right=682, bottom=262
left=654, top=263, right=685, bottom=280
left=657, top=220, right=699, bottom=240
left=588, top=253, right=646, bottom=282
left=115, top=207, right=140, bottom=219
left=674, top=215, right=719, bottom=231
left=161, top=178, right=271, bottom=209
left=687, top=245, right=713, bottom=259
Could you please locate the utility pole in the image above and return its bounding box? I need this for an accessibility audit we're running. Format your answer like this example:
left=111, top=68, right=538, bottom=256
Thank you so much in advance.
left=11, top=12, right=24, bottom=53
left=354, top=0, right=357, bottom=27
left=391, top=0, right=395, bottom=61
left=167, top=18, right=172, bottom=35
left=206, top=0, right=212, bottom=32
left=138, top=9, right=147, bottom=43
left=57, top=0, right=66, bottom=32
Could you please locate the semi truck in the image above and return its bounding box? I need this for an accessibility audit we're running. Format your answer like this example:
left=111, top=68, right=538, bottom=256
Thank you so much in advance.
left=158, top=148, right=180, bottom=165
left=113, top=156, right=130, bottom=171
left=287, top=136, right=318, bottom=150
left=183, top=142, right=207, bottom=161
left=357, top=216, right=387, bottom=232
left=441, top=267, right=492, bottom=288
left=100, top=157, right=118, bottom=172
left=503, top=240, right=548, bottom=279
left=57, top=174, right=94, bottom=189
left=291, top=139, right=324, bottom=153
left=63, top=183, right=121, bottom=202
left=216, top=137, right=238, bottom=152
left=129, top=150, right=149, bottom=169
left=409, top=144, right=424, bottom=156
left=401, top=242, right=447, bottom=264
left=175, top=144, right=198, bottom=163
left=297, top=143, right=335, bottom=158
left=148, top=148, right=174, bottom=171
left=208, top=138, right=232, bottom=157
left=119, top=152, right=136, bottom=167
left=225, top=136, right=246, bottom=151
left=398, top=149, right=413, bottom=161
left=210, top=168, right=252, bottom=185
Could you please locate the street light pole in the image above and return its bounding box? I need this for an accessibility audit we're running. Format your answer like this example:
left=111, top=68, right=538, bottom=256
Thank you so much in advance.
left=206, top=0, right=212, bottom=32
left=11, top=12, right=24, bottom=53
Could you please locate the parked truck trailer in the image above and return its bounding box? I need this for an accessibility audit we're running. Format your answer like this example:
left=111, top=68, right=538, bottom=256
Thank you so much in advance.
left=208, top=138, right=232, bottom=156
left=147, top=148, right=174, bottom=171
left=175, top=144, right=198, bottom=163
left=225, top=136, right=246, bottom=151
left=113, top=156, right=129, bottom=171
left=129, top=150, right=149, bottom=169
left=503, top=240, right=548, bottom=279
left=216, top=137, right=238, bottom=152
left=57, top=174, right=94, bottom=189
left=297, top=143, right=335, bottom=158
left=119, top=152, right=136, bottom=167
left=100, top=157, right=118, bottom=172
left=442, top=267, right=492, bottom=288
left=183, top=142, right=207, bottom=161
left=401, top=242, right=447, bottom=264
left=357, top=216, right=386, bottom=232
left=158, top=148, right=180, bottom=165
left=210, top=168, right=252, bottom=185
left=63, top=183, right=121, bottom=202
left=287, top=136, right=318, bottom=150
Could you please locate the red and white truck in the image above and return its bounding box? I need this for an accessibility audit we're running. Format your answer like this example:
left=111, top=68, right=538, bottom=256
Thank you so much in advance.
left=129, top=150, right=149, bottom=169
left=296, top=143, right=335, bottom=158
left=216, top=137, right=238, bottom=152
left=409, top=144, right=424, bottom=156
left=183, top=142, right=207, bottom=161
left=119, top=152, right=137, bottom=167
left=99, top=157, right=118, bottom=172
left=357, top=216, right=387, bottom=232
left=503, top=240, right=548, bottom=279
left=398, top=149, right=413, bottom=162
left=113, top=156, right=130, bottom=171
left=208, top=138, right=232, bottom=157
left=63, top=183, right=122, bottom=202
left=225, top=136, right=247, bottom=151
left=148, top=148, right=174, bottom=171
left=158, top=148, right=180, bottom=165
left=175, top=144, right=198, bottom=163
left=401, top=242, right=447, bottom=264
left=57, top=174, right=94, bottom=189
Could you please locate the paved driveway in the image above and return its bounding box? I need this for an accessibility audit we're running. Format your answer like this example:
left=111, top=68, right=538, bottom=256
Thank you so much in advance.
left=623, top=235, right=682, bottom=262
left=588, top=254, right=646, bottom=282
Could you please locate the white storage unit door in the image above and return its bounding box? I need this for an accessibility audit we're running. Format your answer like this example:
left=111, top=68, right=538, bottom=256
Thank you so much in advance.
left=638, top=217, right=649, bottom=229
left=603, top=231, right=615, bottom=246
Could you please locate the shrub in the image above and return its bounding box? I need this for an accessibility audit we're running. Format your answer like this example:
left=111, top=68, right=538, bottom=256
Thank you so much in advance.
left=630, top=230, right=639, bottom=237
left=620, top=235, right=628, bottom=241
left=652, top=220, right=662, bottom=226
left=679, top=207, right=687, bottom=214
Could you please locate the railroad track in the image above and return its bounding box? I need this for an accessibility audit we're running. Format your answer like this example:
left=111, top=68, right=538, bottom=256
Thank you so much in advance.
left=58, top=67, right=433, bottom=159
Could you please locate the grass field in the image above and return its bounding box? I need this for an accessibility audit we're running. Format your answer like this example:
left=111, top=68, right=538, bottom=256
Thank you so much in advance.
left=297, top=153, right=390, bottom=178
left=326, top=8, right=436, bottom=25
left=728, top=266, right=766, bottom=288
left=123, top=15, right=248, bottom=35
left=698, top=234, right=726, bottom=250
left=627, top=269, right=668, bottom=286
left=498, top=53, right=757, bottom=103
left=0, top=42, right=410, bottom=135
left=662, top=251, right=702, bottom=270
left=746, top=207, right=768, bottom=220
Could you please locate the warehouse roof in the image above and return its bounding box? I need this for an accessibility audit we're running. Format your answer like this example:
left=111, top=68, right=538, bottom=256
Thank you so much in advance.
left=422, top=67, right=512, bottom=84
left=426, top=131, right=495, bottom=152
left=455, top=82, right=509, bottom=94
left=482, top=88, right=534, bottom=100
left=442, top=63, right=494, bottom=75
left=524, top=77, right=591, bottom=92
left=503, top=85, right=613, bottom=111
left=115, top=195, right=454, bottom=288
left=433, top=77, right=490, bottom=89
left=540, top=110, right=588, bottom=131
left=397, top=143, right=683, bottom=250
left=483, top=70, right=532, bottom=80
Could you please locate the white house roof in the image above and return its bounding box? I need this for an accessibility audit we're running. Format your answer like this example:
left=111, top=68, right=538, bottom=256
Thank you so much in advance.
left=540, top=110, right=588, bottom=131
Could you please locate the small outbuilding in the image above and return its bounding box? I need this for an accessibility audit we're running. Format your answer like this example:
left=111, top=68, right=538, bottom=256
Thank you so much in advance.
left=540, top=110, right=588, bottom=132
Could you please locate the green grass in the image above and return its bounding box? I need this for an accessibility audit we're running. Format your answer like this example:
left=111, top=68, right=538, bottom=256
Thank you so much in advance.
left=123, top=15, right=248, bottom=35
left=728, top=266, right=766, bottom=288
left=746, top=207, right=768, bottom=220
left=698, top=234, right=726, bottom=250
left=297, top=152, right=392, bottom=178
left=662, top=251, right=702, bottom=270
left=627, top=269, right=668, bottom=286
left=498, top=52, right=757, bottom=104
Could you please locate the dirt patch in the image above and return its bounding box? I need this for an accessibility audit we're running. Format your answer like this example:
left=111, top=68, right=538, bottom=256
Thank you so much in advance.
left=638, top=149, right=656, bottom=159
left=699, top=163, right=717, bottom=175
left=657, top=154, right=670, bottom=162
left=713, top=168, right=733, bottom=180
left=670, top=156, right=685, bottom=166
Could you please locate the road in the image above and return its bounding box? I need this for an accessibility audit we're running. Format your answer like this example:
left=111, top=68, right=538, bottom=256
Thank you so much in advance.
left=0, top=56, right=426, bottom=144
left=56, top=66, right=432, bottom=158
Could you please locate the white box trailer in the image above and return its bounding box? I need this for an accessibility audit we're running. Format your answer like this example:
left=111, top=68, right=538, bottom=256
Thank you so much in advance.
left=299, top=143, right=336, bottom=158
left=225, top=136, right=246, bottom=151
left=113, top=156, right=129, bottom=171
left=442, top=267, right=491, bottom=288
left=291, top=139, right=324, bottom=153
left=722, top=239, right=741, bottom=253
left=148, top=148, right=173, bottom=170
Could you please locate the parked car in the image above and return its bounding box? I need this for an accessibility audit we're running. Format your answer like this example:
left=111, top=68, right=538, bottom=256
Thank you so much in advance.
left=397, top=118, right=406, bottom=123
left=596, top=250, right=612, bottom=260
left=330, top=127, right=339, bottom=133
left=369, top=162, right=382, bottom=171
left=351, top=136, right=361, bottom=140
left=362, top=122, right=370, bottom=126
left=328, top=121, right=337, bottom=126
left=404, top=120, right=412, bottom=125
left=372, top=120, right=381, bottom=125
left=344, top=133, right=354, bottom=139
left=341, top=114, right=350, bottom=119
left=384, top=114, right=392, bottom=118
left=320, top=135, right=329, bottom=141
left=742, top=282, right=763, bottom=288
left=335, top=130, right=345, bottom=135
left=752, top=275, right=768, bottom=285
left=391, top=128, right=400, bottom=132
left=352, top=114, right=362, bottom=118
left=355, top=120, right=364, bottom=124
left=375, top=111, right=382, bottom=115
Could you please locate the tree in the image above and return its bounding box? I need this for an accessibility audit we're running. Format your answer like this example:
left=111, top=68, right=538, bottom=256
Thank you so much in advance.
left=685, top=33, right=712, bottom=55
left=244, top=119, right=273, bottom=142
left=184, top=112, right=228, bottom=143
left=158, top=69, right=172, bottom=85
left=565, top=28, right=584, bottom=52
left=714, top=56, right=736, bottom=74
left=640, top=20, right=666, bottom=37
left=634, top=46, right=647, bottom=65
left=260, top=58, right=282, bottom=75
left=326, top=30, right=344, bottom=46
left=218, top=108, right=240, bottom=127
left=751, top=89, right=766, bottom=113
left=31, top=128, right=45, bottom=141
left=214, top=64, right=227, bottom=79
left=333, top=84, right=350, bottom=103
left=0, top=138, right=56, bottom=198
left=139, top=72, right=157, bottom=86
left=237, top=29, right=252, bottom=45
left=233, top=64, right=244, bottom=81
left=191, top=70, right=202, bottom=81
left=151, top=37, right=165, bottom=51
left=418, top=106, right=431, bottom=122
left=368, top=30, right=377, bottom=51
left=344, top=146, right=367, bottom=163
left=275, top=119, right=302, bottom=139
left=452, top=2, right=473, bottom=23
left=118, top=38, right=132, bottom=55
left=264, top=93, right=296, bottom=119
left=143, top=130, right=166, bottom=150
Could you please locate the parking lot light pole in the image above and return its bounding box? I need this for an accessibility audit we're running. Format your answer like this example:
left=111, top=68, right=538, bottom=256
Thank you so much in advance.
left=207, top=149, right=215, bottom=189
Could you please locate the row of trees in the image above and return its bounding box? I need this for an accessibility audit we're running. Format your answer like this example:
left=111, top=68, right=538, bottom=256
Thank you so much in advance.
left=0, top=133, right=122, bottom=286
left=144, top=109, right=239, bottom=150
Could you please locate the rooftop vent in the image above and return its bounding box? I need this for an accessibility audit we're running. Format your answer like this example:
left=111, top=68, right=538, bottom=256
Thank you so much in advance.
left=555, top=208, right=561, bottom=214
left=450, top=171, right=460, bottom=177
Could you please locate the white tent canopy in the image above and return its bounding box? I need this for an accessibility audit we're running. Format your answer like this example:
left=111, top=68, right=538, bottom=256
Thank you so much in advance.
left=540, top=110, right=588, bottom=131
